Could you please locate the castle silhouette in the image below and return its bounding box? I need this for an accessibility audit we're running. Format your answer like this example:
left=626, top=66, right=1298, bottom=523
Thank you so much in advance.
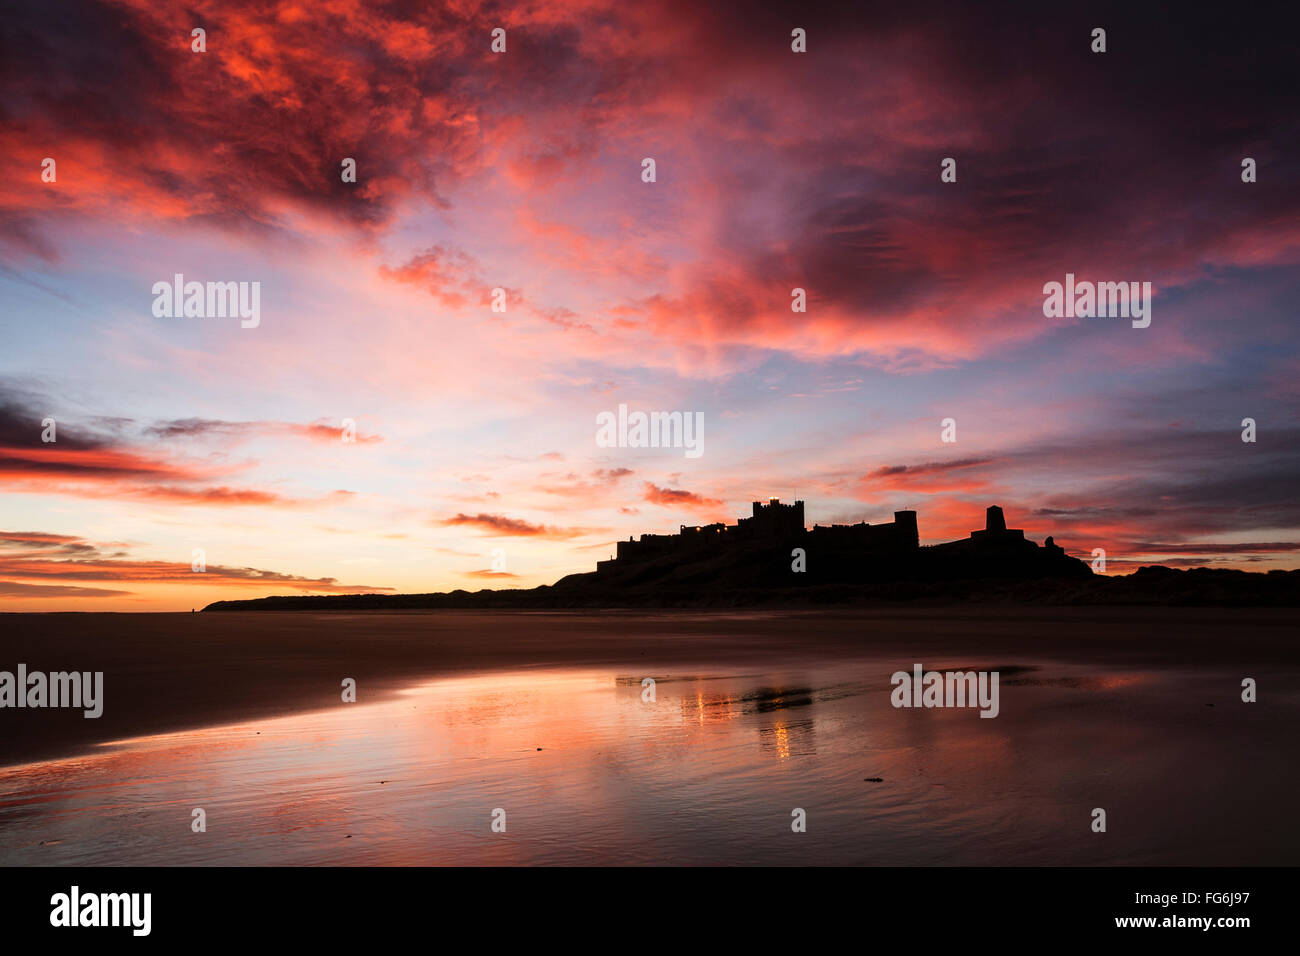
left=594, top=499, right=1081, bottom=584
left=201, top=498, right=1300, bottom=610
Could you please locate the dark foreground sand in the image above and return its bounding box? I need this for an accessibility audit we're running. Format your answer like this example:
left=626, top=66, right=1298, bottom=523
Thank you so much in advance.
left=1, top=607, right=1295, bottom=767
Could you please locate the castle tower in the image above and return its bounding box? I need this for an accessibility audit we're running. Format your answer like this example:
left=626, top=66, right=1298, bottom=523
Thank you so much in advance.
left=893, top=510, right=919, bottom=549
left=746, top=498, right=804, bottom=537
left=985, top=505, right=1006, bottom=533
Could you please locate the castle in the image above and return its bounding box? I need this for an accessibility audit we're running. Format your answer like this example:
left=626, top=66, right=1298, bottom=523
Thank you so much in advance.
left=596, top=499, right=1067, bottom=576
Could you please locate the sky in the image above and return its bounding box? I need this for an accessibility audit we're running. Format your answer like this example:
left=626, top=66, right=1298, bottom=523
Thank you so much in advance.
left=1, top=0, right=1298, bottom=610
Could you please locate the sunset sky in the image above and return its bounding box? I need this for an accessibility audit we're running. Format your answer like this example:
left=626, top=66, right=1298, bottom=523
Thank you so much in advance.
left=2, top=0, right=1298, bottom=610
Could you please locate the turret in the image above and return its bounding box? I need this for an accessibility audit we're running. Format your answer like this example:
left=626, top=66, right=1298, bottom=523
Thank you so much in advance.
left=894, top=510, right=919, bottom=549
left=985, top=505, right=1006, bottom=533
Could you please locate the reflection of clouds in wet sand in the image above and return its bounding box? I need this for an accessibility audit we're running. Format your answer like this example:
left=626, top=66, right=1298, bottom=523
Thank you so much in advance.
left=0, top=660, right=1295, bottom=866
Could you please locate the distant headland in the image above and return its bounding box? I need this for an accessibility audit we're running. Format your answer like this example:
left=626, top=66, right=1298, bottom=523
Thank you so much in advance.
left=205, top=501, right=1300, bottom=610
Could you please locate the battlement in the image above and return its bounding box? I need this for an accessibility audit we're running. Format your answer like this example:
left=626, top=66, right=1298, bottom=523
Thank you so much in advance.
left=751, top=497, right=805, bottom=519
left=737, top=498, right=805, bottom=538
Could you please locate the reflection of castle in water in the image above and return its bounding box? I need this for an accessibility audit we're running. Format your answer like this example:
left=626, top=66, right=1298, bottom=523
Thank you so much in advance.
left=759, top=717, right=816, bottom=760
left=678, top=681, right=818, bottom=759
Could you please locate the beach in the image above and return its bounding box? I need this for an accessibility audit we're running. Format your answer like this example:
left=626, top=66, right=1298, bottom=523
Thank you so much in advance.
left=1, top=607, right=1295, bottom=767
left=1, top=608, right=1297, bottom=866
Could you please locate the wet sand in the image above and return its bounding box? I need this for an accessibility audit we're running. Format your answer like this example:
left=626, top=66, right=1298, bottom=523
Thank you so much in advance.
left=1, top=607, right=1296, bottom=768
left=3, top=649, right=1298, bottom=865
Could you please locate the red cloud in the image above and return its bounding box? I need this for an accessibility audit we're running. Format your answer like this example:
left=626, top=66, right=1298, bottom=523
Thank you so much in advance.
left=439, top=513, right=589, bottom=539
left=0, top=530, right=391, bottom=594
left=641, top=482, right=723, bottom=509
left=0, top=397, right=343, bottom=507
left=0, top=581, right=131, bottom=598
left=378, top=246, right=484, bottom=309
left=858, top=458, right=999, bottom=499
